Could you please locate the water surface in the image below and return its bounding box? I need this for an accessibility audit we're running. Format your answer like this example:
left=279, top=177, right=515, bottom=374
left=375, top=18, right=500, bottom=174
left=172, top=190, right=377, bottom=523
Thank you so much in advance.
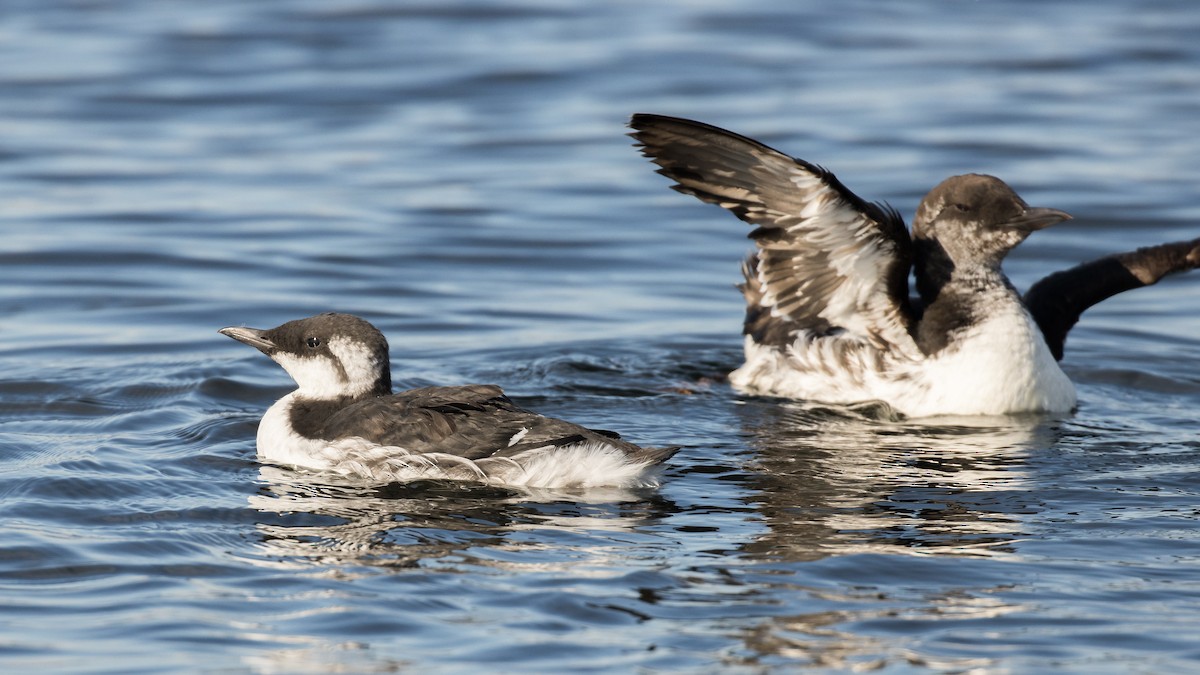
left=3, top=1, right=1200, bottom=672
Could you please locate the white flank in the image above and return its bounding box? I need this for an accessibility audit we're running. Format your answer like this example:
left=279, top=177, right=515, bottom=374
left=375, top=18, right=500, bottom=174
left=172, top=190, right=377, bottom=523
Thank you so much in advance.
left=255, top=402, right=661, bottom=489
left=496, top=442, right=664, bottom=489
left=304, top=439, right=662, bottom=489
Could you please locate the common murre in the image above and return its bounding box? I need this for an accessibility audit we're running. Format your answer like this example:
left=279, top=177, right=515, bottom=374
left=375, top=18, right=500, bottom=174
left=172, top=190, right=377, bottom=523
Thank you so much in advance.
left=630, top=114, right=1200, bottom=417
left=220, top=313, right=677, bottom=488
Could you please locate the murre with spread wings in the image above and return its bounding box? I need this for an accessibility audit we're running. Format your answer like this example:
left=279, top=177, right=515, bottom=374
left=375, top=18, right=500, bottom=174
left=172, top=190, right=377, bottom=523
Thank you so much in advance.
left=220, top=313, right=676, bottom=487
left=630, top=114, right=1200, bottom=417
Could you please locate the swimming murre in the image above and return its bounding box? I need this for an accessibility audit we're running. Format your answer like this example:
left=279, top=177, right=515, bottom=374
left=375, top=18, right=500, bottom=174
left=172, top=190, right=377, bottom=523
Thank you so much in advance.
left=630, top=114, right=1200, bottom=417
left=219, top=313, right=677, bottom=488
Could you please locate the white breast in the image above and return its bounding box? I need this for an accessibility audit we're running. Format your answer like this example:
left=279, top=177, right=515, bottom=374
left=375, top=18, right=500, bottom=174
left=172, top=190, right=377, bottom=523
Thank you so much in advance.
left=891, top=305, right=1076, bottom=417
left=731, top=304, right=1077, bottom=418
left=256, top=394, right=331, bottom=470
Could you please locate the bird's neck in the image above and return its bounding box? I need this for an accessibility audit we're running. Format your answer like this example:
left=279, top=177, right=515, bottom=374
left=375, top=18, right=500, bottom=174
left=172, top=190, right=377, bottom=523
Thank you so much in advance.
left=255, top=376, right=392, bottom=467
left=290, top=372, right=391, bottom=400
left=257, top=392, right=331, bottom=464
left=298, top=386, right=393, bottom=437
left=913, top=240, right=1023, bottom=357
left=913, top=237, right=954, bottom=304
left=914, top=236, right=1011, bottom=304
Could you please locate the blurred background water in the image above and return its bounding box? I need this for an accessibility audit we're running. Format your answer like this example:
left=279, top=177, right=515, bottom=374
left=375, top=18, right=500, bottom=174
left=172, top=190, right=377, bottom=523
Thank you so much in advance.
left=2, top=1, right=1199, bottom=672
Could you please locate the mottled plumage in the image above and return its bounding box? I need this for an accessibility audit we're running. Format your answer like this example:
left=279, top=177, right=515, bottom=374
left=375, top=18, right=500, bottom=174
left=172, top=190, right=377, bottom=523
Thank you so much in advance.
left=220, top=313, right=675, bottom=487
left=630, top=114, right=1199, bottom=417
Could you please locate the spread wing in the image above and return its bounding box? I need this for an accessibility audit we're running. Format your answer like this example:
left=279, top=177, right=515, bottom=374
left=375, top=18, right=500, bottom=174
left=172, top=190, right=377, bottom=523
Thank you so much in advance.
left=318, top=384, right=637, bottom=459
left=1024, top=238, right=1200, bottom=360
left=630, top=114, right=918, bottom=353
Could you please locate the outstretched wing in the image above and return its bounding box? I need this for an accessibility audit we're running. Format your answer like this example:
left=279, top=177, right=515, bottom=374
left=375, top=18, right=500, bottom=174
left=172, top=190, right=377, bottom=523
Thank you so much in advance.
left=1024, top=238, right=1200, bottom=360
left=630, top=114, right=918, bottom=353
left=319, top=385, right=636, bottom=459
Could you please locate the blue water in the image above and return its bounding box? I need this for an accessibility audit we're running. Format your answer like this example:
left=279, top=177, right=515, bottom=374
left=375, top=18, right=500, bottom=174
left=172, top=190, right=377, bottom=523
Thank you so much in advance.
left=3, top=1, right=1200, bottom=672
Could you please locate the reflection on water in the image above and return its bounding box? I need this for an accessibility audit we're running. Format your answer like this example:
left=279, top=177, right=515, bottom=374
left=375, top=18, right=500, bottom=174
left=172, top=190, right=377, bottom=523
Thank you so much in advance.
left=248, top=465, right=676, bottom=571
left=736, top=401, right=1060, bottom=561
left=725, top=402, right=1066, bottom=669
left=737, top=588, right=1028, bottom=671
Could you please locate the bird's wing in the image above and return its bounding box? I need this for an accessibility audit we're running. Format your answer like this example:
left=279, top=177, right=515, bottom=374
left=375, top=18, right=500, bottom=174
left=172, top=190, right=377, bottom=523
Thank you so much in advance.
left=1024, top=238, right=1200, bottom=360
left=630, top=114, right=918, bottom=353
left=319, top=385, right=630, bottom=459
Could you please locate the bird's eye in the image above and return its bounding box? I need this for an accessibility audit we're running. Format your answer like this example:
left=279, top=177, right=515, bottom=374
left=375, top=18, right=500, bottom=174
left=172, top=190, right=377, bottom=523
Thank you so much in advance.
left=954, top=203, right=971, bottom=212
left=306, top=337, right=322, bottom=349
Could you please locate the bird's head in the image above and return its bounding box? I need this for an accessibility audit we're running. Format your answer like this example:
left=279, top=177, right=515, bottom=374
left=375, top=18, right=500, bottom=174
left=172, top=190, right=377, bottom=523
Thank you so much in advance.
left=220, top=312, right=391, bottom=399
left=912, top=173, right=1070, bottom=268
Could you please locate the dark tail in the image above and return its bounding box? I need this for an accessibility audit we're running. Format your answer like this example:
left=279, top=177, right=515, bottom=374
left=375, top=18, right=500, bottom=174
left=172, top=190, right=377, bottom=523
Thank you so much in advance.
left=634, top=445, right=681, bottom=466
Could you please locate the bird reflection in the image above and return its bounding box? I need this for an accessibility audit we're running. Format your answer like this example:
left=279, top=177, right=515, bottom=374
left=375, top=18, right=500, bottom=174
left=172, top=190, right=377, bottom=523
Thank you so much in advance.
left=726, top=399, right=1059, bottom=669
left=246, top=465, right=676, bottom=570
left=734, top=399, right=1063, bottom=560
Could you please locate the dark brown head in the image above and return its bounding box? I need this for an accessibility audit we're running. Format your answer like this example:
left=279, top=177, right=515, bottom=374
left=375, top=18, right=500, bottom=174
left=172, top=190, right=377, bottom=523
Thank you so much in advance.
left=913, top=174, right=1070, bottom=268
left=219, top=312, right=392, bottom=399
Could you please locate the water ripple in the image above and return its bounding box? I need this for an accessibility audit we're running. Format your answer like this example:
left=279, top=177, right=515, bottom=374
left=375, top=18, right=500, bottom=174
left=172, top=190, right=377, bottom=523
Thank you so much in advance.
left=2, top=0, right=1199, bottom=672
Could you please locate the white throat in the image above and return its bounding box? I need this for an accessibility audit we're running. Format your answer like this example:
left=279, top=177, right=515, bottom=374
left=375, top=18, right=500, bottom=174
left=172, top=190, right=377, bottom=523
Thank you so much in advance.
left=271, top=336, right=383, bottom=399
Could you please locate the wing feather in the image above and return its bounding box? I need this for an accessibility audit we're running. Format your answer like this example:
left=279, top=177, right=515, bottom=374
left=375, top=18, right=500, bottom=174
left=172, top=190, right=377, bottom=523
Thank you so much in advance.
left=630, top=114, right=917, bottom=353
left=1024, top=238, right=1200, bottom=360
left=317, top=385, right=643, bottom=460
